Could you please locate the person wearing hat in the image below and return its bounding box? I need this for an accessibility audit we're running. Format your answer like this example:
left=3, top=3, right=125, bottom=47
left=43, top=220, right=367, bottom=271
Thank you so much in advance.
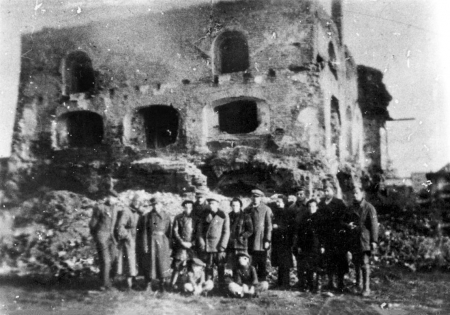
left=227, top=198, right=254, bottom=270
left=244, top=189, right=273, bottom=281
left=115, top=193, right=141, bottom=291
left=170, top=200, right=197, bottom=289
left=89, top=190, right=121, bottom=291
left=137, top=196, right=172, bottom=292
left=192, top=190, right=209, bottom=222
left=197, top=196, right=230, bottom=285
left=228, top=252, right=268, bottom=298
left=348, top=185, right=379, bottom=296
left=317, top=181, right=349, bottom=292
left=182, top=258, right=214, bottom=295
left=271, top=195, right=294, bottom=289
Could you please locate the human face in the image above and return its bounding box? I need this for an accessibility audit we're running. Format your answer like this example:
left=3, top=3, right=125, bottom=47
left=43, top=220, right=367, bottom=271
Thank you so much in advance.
left=152, top=202, right=162, bottom=212
left=251, top=194, right=261, bottom=206
left=183, top=203, right=193, bottom=215
left=231, top=201, right=241, bottom=213
left=353, top=187, right=364, bottom=203
left=208, top=200, right=219, bottom=212
left=287, top=195, right=296, bottom=204
left=296, top=190, right=306, bottom=202
left=196, top=196, right=205, bottom=204
left=238, top=256, right=249, bottom=267
left=131, top=198, right=141, bottom=210
left=324, top=187, right=334, bottom=201
left=193, top=265, right=203, bottom=273
left=308, top=201, right=318, bottom=214
left=275, top=198, right=285, bottom=209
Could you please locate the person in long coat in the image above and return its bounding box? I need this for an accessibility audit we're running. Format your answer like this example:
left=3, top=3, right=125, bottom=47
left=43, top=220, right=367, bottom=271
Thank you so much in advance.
left=170, top=200, right=197, bottom=289
left=115, top=193, right=141, bottom=290
left=349, top=185, right=379, bottom=296
left=317, top=182, right=349, bottom=292
left=227, top=198, right=254, bottom=269
left=137, top=196, right=172, bottom=292
left=89, top=190, right=121, bottom=291
left=245, top=189, right=273, bottom=281
left=197, top=197, right=230, bottom=285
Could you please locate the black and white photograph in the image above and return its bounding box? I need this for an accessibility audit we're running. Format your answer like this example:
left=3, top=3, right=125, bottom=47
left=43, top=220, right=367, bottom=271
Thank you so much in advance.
left=0, top=0, right=449, bottom=314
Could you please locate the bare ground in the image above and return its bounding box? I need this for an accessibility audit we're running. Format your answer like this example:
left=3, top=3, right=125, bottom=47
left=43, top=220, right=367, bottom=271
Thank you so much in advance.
left=0, top=267, right=449, bottom=315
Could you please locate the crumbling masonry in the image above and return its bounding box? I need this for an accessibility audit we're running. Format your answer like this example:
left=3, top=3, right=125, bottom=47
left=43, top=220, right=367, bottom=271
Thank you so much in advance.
left=4, top=0, right=391, bottom=201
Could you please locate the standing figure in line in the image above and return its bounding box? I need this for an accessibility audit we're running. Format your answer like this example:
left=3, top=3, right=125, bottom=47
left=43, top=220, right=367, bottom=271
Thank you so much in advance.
left=271, top=195, right=294, bottom=289
left=227, top=198, right=254, bottom=270
left=294, top=199, right=324, bottom=293
left=197, top=197, right=230, bottom=286
left=192, top=190, right=209, bottom=222
left=89, top=190, right=121, bottom=291
left=138, top=196, right=172, bottom=292
left=135, top=198, right=151, bottom=277
left=349, top=185, right=379, bottom=296
left=318, top=181, right=349, bottom=292
left=245, top=189, right=273, bottom=281
left=170, top=200, right=197, bottom=289
left=115, top=193, right=141, bottom=291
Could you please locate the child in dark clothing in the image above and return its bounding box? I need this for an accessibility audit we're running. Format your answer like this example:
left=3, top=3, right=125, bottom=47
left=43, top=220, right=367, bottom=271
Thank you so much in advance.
left=294, top=199, right=324, bottom=293
left=228, top=252, right=268, bottom=297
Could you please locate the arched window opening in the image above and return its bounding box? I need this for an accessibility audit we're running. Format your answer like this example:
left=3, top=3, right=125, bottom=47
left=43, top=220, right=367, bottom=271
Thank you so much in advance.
left=57, top=111, right=104, bottom=148
left=138, top=106, right=179, bottom=149
left=214, top=31, right=249, bottom=74
left=328, top=42, right=338, bottom=79
left=330, top=96, right=341, bottom=158
left=215, top=100, right=258, bottom=134
left=64, top=51, right=95, bottom=94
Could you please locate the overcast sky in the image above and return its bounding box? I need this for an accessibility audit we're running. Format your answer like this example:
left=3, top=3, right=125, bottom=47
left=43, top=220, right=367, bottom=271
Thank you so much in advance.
left=0, top=0, right=449, bottom=177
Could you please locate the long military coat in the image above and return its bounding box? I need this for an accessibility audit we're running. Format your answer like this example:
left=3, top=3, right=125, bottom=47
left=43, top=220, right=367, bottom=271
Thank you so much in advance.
left=197, top=209, right=230, bottom=253
left=137, top=209, right=172, bottom=279
left=271, top=206, right=294, bottom=267
left=245, top=203, right=273, bottom=252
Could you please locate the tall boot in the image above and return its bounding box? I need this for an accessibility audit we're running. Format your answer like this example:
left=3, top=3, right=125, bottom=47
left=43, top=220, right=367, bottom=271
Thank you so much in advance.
left=218, top=264, right=225, bottom=286
left=361, top=265, right=371, bottom=297
left=355, top=266, right=362, bottom=290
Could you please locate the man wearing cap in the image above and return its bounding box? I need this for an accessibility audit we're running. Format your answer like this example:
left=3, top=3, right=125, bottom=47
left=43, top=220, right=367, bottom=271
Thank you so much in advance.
left=317, top=181, right=349, bottom=292
left=244, top=189, right=273, bottom=281
left=349, top=185, right=379, bottom=296
left=227, top=197, right=254, bottom=270
left=115, top=193, right=141, bottom=291
left=197, top=196, right=230, bottom=285
left=89, top=190, right=121, bottom=291
left=137, top=196, right=172, bottom=292
left=170, top=200, right=197, bottom=289
left=192, top=190, right=209, bottom=222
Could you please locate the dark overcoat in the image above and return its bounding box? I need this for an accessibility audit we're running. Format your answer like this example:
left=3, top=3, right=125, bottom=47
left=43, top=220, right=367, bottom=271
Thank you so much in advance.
left=245, top=203, right=273, bottom=252
left=317, top=197, right=348, bottom=252
left=349, top=199, right=379, bottom=252
left=197, top=209, right=230, bottom=253
left=137, top=209, right=172, bottom=279
left=228, top=210, right=254, bottom=251
left=271, top=206, right=294, bottom=267
left=172, top=212, right=197, bottom=260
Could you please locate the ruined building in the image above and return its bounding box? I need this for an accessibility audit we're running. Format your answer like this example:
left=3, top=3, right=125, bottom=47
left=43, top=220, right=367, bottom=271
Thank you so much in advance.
left=5, top=0, right=391, bottom=200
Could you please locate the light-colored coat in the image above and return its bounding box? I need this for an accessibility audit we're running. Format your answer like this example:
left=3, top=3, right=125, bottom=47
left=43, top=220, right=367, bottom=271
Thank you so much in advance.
left=245, top=203, right=273, bottom=252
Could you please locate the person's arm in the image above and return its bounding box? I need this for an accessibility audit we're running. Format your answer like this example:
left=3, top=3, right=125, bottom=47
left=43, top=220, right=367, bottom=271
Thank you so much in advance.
left=250, top=266, right=258, bottom=286
left=369, top=204, right=379, bottom=245
left=219, top=212, right=230, bottom=252
left=263, top=207, right=273, bottom=248
left=241, top=213, right=254, bottom=239
left=89, top=206, right=99, bottom=234
left=172, top=216, right=183, bottom=246
left=196, top=220, right=206, bottom=252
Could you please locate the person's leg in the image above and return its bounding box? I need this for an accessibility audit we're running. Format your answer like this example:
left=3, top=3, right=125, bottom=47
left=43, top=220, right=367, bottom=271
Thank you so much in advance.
left=278, top=263, right=290, bottom=288
left=228, top=282, right=244, bottom=297
left=297, top=254, right=306, bottom=290
left=97, top=237, right=112, bottom=289
left=361, top=252, right=371, bottom=296
left=184, top=283, right=194, bottom=293
left=205, top=253, right=215, bottom=282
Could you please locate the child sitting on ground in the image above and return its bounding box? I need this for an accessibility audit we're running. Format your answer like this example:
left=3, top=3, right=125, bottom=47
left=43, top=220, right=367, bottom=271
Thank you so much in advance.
left=183, top=258, right=214, bottom=296
left=228, top=252, right=268, bottom=298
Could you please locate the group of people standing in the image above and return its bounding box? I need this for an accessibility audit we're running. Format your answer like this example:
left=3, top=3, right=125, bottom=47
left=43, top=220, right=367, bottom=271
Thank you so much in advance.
left=89, top=181, right=379, bottom=298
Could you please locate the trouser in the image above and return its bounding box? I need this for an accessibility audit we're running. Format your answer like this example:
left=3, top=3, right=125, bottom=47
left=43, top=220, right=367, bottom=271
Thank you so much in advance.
left=184, top=280, right=214, bottom=295
left=117, top=237, right=137, bottom=277
left=251, top=251, right=268, bottom=280
left=278, top=264, right=290, bottom=287
left=325, top=249, right=348, bottom=289
left=298, top=253, right=321, bottom=291
left=94, top=234, right=118, bottom=288
left=204, top=252, right=226, bottom=284
left=228, top=281, right=268, bottom=297
left=354, top=251, right=371, bottom=290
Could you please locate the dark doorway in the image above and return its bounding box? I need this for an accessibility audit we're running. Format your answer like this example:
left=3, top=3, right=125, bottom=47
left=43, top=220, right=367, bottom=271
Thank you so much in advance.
left=216, top=100, right=258, bottom=134
left=139, top=106, right=179, bottom=149
left=63, top=111, right=104, bottom=147
left=216, top=31, right=249, bottom=74
left=65, top=51, right=95, bottom=94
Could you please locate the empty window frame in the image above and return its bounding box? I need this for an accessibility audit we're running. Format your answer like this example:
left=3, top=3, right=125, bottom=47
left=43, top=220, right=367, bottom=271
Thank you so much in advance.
left=63, top=51, right=95, bottom=95
left=213, top=31, right=249, bottom=74
left=215, top=99, right=259, bottom=134
left=57, top=111, right=104, bottom=148
left=138, top=105, right=179, bottom=149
